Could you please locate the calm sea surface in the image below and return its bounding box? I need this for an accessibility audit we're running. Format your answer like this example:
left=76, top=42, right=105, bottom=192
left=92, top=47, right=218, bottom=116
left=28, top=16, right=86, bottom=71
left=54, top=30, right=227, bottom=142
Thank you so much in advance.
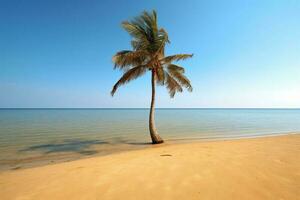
left=0, top=109, right=299, bottom=170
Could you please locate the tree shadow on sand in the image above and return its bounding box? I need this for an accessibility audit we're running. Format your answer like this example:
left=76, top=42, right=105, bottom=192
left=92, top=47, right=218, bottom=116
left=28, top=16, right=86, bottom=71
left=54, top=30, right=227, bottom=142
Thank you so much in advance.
left=126, top=142, right=152, bottom=145
left=20, top=139, right=108, bottom=155
left=110, top=137, right=152, bottom=146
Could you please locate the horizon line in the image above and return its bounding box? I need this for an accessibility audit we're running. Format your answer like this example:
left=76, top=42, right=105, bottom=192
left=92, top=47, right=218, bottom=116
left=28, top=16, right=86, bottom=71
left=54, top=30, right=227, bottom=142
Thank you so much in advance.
left=0, top=107, right=300, bottom=110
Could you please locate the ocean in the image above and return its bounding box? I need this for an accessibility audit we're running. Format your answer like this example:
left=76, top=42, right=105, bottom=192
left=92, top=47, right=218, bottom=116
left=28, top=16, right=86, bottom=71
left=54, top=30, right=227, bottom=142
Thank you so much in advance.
left=0, top=108, right=299, bottom=170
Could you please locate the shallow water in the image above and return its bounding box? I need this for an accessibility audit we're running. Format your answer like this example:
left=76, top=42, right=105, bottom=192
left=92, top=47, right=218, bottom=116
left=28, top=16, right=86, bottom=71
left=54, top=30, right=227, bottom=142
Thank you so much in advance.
left=0, top=108, right=300, bottom=170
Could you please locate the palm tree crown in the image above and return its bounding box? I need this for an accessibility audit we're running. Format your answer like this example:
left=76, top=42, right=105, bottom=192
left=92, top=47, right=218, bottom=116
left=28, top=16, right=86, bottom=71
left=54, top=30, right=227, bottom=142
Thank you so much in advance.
left=111, top=10, right=193, bottom=97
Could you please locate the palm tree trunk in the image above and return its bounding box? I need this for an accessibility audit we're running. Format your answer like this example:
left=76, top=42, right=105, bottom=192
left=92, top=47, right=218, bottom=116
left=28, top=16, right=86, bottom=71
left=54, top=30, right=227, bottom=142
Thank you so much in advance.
left=149, top=69, right=164, bottom=144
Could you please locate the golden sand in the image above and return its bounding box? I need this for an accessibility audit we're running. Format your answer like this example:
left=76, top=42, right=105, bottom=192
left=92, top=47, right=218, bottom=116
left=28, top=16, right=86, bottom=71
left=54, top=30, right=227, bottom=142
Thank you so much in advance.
left=0, top=134, right=299, bottom=200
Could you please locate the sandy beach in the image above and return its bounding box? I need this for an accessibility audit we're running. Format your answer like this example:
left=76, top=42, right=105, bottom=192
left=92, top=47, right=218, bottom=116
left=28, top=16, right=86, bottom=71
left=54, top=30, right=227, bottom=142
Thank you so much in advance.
left=0, top=134, right=299, bottom=200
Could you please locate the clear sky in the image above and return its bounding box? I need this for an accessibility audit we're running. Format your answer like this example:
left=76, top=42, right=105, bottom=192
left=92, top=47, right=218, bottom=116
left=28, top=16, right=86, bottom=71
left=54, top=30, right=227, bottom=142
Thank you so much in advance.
left=1, top=0, right=299, bottom=108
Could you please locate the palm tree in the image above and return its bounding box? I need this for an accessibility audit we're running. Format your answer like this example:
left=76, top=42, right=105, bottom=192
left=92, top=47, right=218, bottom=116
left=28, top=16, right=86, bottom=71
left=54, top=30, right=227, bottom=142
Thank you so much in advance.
left=111, top=10, right=193, bottom=144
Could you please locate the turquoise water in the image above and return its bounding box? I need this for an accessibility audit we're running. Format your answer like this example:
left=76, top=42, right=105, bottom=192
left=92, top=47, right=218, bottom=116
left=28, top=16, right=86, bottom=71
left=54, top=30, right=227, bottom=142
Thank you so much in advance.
left=0, top=109, right=300, bottom=170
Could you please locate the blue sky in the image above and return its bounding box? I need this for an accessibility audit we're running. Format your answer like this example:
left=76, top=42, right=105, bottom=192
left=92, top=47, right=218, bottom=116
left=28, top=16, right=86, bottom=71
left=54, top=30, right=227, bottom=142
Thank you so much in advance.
left=1, top=0, right=299, bottom=108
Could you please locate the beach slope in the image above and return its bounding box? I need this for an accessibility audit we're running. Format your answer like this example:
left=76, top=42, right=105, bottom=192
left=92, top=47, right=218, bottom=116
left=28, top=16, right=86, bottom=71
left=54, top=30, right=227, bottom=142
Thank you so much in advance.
left=0, top=134, right=299, bottom=200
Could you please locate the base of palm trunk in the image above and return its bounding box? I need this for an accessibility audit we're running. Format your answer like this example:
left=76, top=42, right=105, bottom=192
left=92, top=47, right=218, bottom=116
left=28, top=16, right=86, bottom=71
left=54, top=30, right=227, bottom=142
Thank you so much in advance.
left=152, top=139, right=164, bottom=144
left=151, top=134, right=164, bottom=144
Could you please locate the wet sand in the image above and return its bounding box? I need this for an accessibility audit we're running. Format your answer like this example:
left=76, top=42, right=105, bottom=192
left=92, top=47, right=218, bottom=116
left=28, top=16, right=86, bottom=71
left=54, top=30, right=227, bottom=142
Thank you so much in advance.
left=0, top=134, right=299, bottom=200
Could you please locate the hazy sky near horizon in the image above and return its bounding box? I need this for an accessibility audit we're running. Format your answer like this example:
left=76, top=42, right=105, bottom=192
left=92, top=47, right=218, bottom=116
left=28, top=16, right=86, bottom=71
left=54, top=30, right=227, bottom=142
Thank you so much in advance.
left=1, top=0, right=299, bottom=108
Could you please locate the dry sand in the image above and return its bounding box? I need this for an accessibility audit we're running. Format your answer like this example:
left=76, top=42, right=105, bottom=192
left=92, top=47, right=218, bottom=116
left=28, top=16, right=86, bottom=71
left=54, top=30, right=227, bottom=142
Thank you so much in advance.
left=0, top=134, right=299, bottom=200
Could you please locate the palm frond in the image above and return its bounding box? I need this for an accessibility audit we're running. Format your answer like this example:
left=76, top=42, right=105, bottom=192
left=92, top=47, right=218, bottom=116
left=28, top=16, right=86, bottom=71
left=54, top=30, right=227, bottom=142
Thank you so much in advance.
left=111, top=65, right=147, bottom=96
left=159, top=28, right=170, bottom=43
left=165, top=72, right=183, bottom=98
left=168, top=64, right=192, bottom=92
left=140, top=10, right=158, bottom=36
left=167, top=64, right=185, bottom=73
left=122, top=10, right=168, bottom=55
left=122, top=22, right=147, bottom=41
left=112, top=50, right=148, bottom=70
left=160, top=54, right=193, bottom=64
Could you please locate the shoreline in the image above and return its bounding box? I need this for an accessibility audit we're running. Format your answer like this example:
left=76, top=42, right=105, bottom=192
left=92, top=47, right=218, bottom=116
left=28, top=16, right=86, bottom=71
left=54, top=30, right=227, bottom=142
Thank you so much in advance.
left=1, top=134, right=299, bottom=199
left=1, top=131, right=298, bottom=172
